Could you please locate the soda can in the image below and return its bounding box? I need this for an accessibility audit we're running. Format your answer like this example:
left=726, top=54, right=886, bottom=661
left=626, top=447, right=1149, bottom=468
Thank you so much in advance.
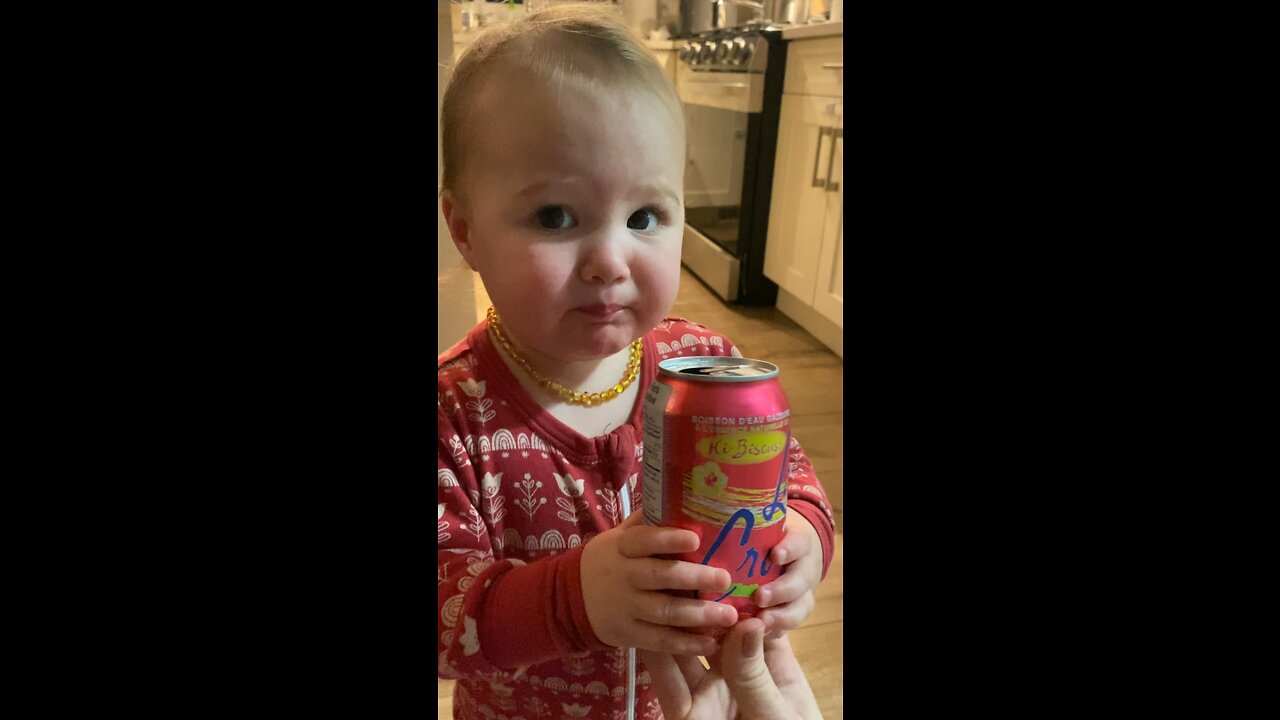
left=642, top=356, right=792, bottom=628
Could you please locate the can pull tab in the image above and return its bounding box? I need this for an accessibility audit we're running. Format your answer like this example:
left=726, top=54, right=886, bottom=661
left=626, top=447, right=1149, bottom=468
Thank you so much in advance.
left=678, top=364, right=770, bottom=377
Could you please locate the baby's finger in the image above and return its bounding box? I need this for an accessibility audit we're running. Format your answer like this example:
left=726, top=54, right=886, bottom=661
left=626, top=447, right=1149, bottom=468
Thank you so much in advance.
left=752, top=568, right=807, bottom=608
left=617, top=511, right=644, bottom=528
left=618, top=524, right=701, bottom=558
left=635, top=592, right=738, bottom=628
left=769, top=524, right=812, bottom=566
left=755, top=591, right=815, bottom=636
left=633, top=623, right=719, bottom=657
left=627, top=558, right=731, bottom=593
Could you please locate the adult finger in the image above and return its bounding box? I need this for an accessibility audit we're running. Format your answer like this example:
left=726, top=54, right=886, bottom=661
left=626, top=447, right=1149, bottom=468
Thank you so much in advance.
left=627, top=558, right=732, bottom=592
left=637, top=649, right=694, bottom=718
left=759, top=633, right=805, bottom=685
left=720, top=619, right=792, bottom=720
left=761, top=633, right=824, bottom=719
left=618, top=524, right=701, bottom=558
left=672, top=653, right=710, bottom=686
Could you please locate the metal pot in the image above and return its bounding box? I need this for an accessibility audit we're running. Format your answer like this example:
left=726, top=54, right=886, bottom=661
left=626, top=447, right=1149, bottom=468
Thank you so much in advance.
left=710, top=0, right=761, bottom=29
left=765, top=0, right=806, bottom=25
left=681, top=0, right=805, bottom=34
left=679, top=0, right=714, bottom=35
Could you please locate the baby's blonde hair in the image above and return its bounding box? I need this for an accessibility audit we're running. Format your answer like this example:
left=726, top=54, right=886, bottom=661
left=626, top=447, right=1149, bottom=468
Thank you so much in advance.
left=441, top=3, right=682, bottom=198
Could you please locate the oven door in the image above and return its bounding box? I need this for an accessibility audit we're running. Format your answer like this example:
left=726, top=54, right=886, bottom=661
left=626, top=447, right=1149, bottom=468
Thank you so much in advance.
left=678, top=65, right=767, bottom=302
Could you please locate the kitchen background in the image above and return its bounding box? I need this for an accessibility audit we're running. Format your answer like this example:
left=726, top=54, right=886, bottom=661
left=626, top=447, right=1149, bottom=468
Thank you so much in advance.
left=438, top=1, right=842, bottom=716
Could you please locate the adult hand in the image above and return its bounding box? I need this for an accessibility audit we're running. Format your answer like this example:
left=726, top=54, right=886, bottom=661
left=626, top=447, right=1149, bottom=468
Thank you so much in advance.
left=754, top=511, right=823, bottom=640
left=580, top=513, right=737, bottom=657
left=639, top=618, right=822, bottom=720
left=721, top=618, right=822, bottom=719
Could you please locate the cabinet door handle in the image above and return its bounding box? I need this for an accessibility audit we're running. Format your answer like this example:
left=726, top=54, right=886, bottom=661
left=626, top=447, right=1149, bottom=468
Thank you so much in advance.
left=822, top=62, right=844, bottom=69
left=811, top=126, right=830, bottom=188
left=825, top=128, right=842, bottom=192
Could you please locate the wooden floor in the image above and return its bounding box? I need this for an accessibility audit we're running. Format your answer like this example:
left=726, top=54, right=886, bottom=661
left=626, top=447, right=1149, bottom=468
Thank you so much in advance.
left=440, top=267, right=844, bottom=717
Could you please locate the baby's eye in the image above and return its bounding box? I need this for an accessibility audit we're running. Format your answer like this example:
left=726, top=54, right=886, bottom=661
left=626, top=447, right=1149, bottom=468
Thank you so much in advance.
left=627, top=208, right=661, bottom=231
left=536, top=206, right=575, bottom=229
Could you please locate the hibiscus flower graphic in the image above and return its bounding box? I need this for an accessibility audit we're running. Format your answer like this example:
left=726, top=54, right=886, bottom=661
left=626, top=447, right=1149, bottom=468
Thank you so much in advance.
left=690, top=461, right=729, bottom=497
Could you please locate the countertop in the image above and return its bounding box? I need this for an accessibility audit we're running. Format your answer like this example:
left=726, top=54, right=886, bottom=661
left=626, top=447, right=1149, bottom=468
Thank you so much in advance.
left=454, top=33, right=678, bottom=50
left=781, top=20, right=843, bottom=40
left=651, top=23, right=844, bottom=45
left=455, top=25, right=840, bottom=48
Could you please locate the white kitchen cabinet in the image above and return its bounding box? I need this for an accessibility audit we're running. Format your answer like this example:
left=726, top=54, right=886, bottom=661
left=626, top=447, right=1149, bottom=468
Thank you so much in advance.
left=782, top=36, right=844, bottom=99
left=765, top=36, right=843, bottom=342
left=811, top=116, right=843, bottom=327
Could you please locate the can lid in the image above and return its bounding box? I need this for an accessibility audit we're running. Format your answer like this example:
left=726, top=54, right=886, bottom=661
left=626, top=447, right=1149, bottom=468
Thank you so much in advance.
left=657, top=357, right=779, bottom=382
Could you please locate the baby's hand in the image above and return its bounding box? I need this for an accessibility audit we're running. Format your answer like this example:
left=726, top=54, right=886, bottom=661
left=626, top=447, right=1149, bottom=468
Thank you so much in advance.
left=580, top=513, right=738, bottom=656
left=753, top=511, right=823, bottom=639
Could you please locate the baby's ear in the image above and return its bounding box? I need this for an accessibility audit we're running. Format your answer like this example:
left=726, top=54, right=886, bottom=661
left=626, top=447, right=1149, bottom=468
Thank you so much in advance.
left=441, top=190, right=476, bottom=270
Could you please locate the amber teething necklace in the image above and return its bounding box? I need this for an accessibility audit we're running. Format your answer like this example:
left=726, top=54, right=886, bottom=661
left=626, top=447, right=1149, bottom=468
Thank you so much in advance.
left=487, top=307, right=642, bottom=407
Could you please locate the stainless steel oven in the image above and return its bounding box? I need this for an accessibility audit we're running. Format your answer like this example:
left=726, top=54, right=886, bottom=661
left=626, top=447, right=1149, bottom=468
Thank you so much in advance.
left=677, top=24, right=787, bottom=305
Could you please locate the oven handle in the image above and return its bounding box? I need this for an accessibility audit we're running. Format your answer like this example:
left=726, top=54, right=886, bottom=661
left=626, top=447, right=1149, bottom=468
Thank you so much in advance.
left=811, top=126, right=831, bottom=188
left=676, top=64, right=765, bottom=112
left=825, top=128, right=842, bottom=192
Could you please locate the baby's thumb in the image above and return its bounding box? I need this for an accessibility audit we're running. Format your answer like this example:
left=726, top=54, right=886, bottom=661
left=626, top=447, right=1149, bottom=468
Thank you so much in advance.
left=722, top=619, right=790, bottom=720
left=618, top=510, right=644, bottom=527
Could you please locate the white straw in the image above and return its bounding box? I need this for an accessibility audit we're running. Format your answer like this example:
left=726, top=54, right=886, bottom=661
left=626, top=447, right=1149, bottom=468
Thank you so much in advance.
left=619, top=484, right=636, bottom=720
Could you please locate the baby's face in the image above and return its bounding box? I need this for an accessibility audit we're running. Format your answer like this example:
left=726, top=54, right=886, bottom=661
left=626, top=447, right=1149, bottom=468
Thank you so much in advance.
left=456, top=68, right=685, bottom=364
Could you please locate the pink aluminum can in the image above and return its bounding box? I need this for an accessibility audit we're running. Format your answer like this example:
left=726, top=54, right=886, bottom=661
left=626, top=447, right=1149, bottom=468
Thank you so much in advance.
left=642, top=357, right=791, bottom=630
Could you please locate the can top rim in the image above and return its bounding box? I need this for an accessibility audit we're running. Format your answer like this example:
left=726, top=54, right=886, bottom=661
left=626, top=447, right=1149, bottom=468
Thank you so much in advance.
left=656, top=357, right=779, bottom=382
